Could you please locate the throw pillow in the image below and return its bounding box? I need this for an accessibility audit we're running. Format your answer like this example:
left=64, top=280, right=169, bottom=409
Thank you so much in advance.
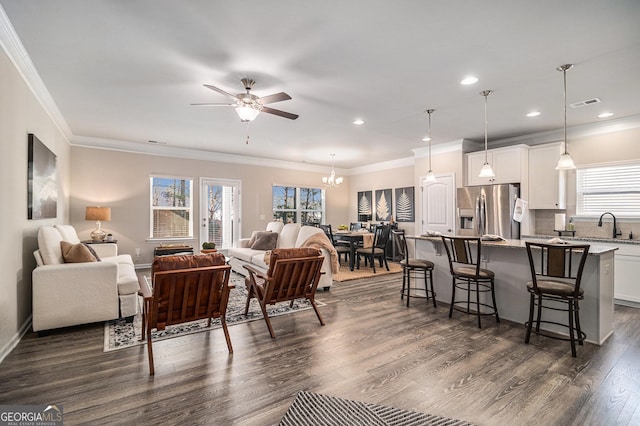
left=251, top=232, right=279, bottom=251
left=60, top=241, right=97, bottom=263
left=82, top=243, right=101, bottom=261
left=248, top=230, right=272, bottom=247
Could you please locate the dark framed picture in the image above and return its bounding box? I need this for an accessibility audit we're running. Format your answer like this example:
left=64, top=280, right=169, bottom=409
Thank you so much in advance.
left=375, top=189, right=392, bottom=221
left=357, top=191, right=372, bottom=222
left=395, top=186, right=414, bottom=222
left=28, top=133, right=57, bottom=219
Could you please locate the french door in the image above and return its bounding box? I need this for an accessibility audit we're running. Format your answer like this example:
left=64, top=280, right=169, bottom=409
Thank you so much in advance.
left=199, top=178, right=241, bottom=251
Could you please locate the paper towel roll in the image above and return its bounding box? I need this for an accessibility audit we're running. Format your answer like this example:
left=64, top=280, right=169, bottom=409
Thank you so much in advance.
left=554, top=214, right=566, bottom=231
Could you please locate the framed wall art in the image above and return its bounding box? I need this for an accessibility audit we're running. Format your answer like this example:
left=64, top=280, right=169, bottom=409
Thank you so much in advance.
left=395, top=186, right=414, bottom=222
left=28, top=133, right=57, bottom=219
left=375, top=188, right=392, bottom=221
left=357, top=190, right=372, bottom=222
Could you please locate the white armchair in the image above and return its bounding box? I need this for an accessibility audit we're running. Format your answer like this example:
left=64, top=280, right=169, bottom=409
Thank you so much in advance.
left=32, top=225, right=139, bottom=332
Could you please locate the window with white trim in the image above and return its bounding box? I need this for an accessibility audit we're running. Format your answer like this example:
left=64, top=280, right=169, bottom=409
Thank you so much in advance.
left=576, top=163, right=640, bottom=217
left=272, top=185, right=325, bottom=224
left=150, top=176, right=193, bottom=238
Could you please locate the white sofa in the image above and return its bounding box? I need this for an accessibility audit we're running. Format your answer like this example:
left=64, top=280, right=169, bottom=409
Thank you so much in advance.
left=228, top=222, right=334, bottom=290
left=32, top=225, right=140, bottom=332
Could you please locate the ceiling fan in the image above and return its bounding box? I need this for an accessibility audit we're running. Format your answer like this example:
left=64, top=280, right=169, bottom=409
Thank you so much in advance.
left=191, top=78, right=299, bottom=122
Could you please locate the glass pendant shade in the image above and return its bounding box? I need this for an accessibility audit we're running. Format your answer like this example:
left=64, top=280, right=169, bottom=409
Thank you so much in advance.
left=235, top=105, right=260, bottom=122
left=425, top=170, right=437, bottom=182
left=479, top=162, right=495, bottom=177
left=556, top=152, right=576, bottom=170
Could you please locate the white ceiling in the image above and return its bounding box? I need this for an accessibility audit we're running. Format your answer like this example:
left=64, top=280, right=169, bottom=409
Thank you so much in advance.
left=1, top=1, right=640, bottom=169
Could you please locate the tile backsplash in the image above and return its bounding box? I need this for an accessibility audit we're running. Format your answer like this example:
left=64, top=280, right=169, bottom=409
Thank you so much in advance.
left=534, top=210, right=639, bottom=240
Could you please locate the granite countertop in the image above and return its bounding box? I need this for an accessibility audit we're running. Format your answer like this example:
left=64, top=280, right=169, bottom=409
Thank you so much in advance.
left=410, top=235, right=617, bottom=255
left=522, top=234, right=640, bottom=245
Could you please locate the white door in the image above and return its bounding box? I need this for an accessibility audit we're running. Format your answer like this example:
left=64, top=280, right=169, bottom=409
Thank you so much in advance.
left=200, top=178, right=241, bottom=251
left=421, top=173, right=455, bottom=235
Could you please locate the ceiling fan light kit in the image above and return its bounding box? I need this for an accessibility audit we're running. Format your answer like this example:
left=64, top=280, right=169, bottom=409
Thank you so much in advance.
left=193, top=78, right=298, bottom=122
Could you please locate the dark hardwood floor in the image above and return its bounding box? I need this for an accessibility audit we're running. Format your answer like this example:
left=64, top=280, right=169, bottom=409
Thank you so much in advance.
left=2, top=269, right=640, bottom=425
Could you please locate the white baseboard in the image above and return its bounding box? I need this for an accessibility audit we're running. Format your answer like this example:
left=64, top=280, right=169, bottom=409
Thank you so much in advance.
left=0, top=315, right=32, bottom=364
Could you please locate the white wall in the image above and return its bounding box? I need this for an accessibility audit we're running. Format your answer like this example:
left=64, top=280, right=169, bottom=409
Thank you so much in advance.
left=0, top=47, right=70, bottom=361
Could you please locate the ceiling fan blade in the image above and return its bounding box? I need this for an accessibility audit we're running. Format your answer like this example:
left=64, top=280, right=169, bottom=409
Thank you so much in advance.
left=258, top=92, right=291, bottom=105
left=203, top=84, right=238, bottom=99
left=261, top=106, right=299, bottom=120
left=190, top=102, right=235, bottom=107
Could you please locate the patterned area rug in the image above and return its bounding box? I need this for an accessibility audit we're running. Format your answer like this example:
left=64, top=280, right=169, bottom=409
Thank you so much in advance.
left=103, top=274, right=323, bottom=352
left=280, top=391, right=474, bottom=426
left=332, top=261, right=402, bottom=282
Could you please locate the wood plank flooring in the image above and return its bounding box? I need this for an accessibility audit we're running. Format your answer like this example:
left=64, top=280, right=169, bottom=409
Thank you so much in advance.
left=1, top=269, right=640, bottom=425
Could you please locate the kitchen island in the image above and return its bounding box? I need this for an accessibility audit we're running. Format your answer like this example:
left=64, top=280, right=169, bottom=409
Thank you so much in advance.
left=408, top=236, right=617, bottom=345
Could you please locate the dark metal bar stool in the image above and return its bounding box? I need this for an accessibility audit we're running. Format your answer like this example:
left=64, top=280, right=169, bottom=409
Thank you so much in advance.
left=524, top=241, right=590, bottom=357
left=392, top=230, right=436, bottom=307
left=441, top=235, right=499, bottom=328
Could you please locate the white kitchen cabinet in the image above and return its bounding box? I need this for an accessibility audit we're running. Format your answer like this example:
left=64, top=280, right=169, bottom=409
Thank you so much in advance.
left=466, top=145, right=528, bottom=186
left=528, top=142, right=566, bottom=209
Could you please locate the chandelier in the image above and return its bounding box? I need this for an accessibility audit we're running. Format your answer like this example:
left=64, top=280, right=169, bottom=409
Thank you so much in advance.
left=322, top=154, right=343, bottom=187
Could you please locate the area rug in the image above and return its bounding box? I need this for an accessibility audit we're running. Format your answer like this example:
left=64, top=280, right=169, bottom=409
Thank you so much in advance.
left=103, top=274, right=323, bottom=352
left=280, top=391, right=474, bottom=426
left=332, top=262, right=402, bottom=282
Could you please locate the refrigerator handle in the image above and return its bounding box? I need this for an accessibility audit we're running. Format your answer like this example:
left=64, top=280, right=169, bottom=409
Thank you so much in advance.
left=476, top=195, right=486, bottom=236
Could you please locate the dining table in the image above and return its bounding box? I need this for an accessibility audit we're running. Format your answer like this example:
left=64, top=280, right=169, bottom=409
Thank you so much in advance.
left=333, top=230, right=373, bottom=271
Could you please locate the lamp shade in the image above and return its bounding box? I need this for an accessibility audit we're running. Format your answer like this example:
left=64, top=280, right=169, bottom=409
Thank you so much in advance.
left=235, top=105, right=260, bottom=122
left=85, top=206, right=111, bottom=222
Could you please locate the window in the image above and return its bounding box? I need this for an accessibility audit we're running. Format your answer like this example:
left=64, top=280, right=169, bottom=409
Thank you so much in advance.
left=272, top=185, right=325, bottom=224
left=150, top=176, right=193, bottom=238
left=576, top=163, right=640, bottom=217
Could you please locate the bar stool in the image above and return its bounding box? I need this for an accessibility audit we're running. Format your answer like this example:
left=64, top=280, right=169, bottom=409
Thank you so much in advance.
left=440, top=235, right=499, bottom=328
left=524, top=241, right=590, bottom=357
left=392, top=230, right=436, bottom=308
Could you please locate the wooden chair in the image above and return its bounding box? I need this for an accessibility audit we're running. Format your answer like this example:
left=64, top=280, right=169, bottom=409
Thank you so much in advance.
left=440, top=235, right=499, bottom=328
left=319, top=224, right=350, bottom=263
left=392, top=230, right=436, bottom=307
left=140, top=253, right=233, bottom=375
left=355, top=224, right=390, bottom=273
left=525, top=241, right=590, bottom=357
left=244, top=248, right=325, bottom=338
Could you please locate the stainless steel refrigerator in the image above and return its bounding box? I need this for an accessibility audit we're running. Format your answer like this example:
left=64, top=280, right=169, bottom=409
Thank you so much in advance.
left=456, top=184, right=520, bottom=239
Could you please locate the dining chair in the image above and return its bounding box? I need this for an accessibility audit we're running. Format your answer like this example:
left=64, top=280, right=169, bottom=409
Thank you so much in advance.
left=355, top=224, right=390, bottom=273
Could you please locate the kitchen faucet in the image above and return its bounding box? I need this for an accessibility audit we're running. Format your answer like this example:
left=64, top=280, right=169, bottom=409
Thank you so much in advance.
left=598, top=212, right=622, bottom=239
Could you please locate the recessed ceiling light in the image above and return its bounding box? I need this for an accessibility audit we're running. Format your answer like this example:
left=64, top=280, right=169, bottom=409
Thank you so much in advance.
left=422, top=136, right=432, bottom=142
left=526, top=111, right=541, bottom=117
left=353, top=119, right=364, bottom=125
left=460, top=76, right=478, bottom=85
left=598, top=112, right=614, bottom=118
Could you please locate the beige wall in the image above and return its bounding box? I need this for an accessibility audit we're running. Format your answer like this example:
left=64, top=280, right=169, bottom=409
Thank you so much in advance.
left=70, top=147, right=350, bottom=264
left=0, top=48, right=70, bottom=359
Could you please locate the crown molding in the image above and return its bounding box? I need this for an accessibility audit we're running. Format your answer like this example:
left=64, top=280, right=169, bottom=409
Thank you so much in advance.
left=70, top=135, right=349, bottom=174
left=0, top=5, right=72, bottom=139
left=412, top=138, right=467, bottom=158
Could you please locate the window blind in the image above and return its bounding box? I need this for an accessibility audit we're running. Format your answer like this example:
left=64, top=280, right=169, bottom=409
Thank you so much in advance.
left=576, top=163, right=640, bottom=216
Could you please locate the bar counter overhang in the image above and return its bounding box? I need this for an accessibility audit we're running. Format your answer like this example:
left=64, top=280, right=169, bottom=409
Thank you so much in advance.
left=409, top=236, right=617, bottom=345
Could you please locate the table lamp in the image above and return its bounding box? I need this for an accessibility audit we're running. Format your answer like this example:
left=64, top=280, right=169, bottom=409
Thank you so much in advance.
left=85, top=206, right=111, bottom=241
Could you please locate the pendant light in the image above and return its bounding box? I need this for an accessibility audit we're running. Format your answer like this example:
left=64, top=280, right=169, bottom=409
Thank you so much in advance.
left=555, top=64, right=576, bottom=170
left=425, top=109, right=437, bottom=183
left=322, top=153, right=343, bottom=187
left=478, top=90, right=495, bottom=178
